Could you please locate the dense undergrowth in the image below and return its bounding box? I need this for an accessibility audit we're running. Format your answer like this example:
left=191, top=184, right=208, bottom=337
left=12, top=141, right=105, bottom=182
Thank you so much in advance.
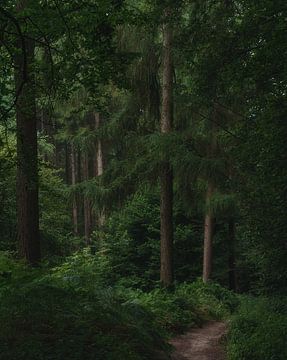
left=0, top=251, right=237, bottom=360
left=1, top=251, right=286, bottom=360
left=227, top=296, right=287, bottom=360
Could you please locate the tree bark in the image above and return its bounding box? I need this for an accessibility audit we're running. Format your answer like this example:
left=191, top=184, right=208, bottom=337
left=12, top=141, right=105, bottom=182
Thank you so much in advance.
left=228, top=218, right=237, bottom=291
left=70, top=143, right=78, bottom=236
left=77, top=149, right=82, bottom=183
left=202, top=109, right=217, bottom=283
left=94, top=112, right=105, bottom=227
left=65, top=141, right=70, bottom=184
left=160, top=9, right=173, bottom=287
left=83, top=151, right=91, bottom=245
left=14, top=2, right=40, bottom=264
left=95, top=112, right=104, bottom=177
left=203, top=182, right=215, bottom=283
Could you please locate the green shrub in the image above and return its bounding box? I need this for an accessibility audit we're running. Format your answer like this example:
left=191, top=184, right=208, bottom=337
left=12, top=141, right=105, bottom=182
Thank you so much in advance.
left=47, top=248, right=112, bottom=289
left=100, top=189, right=208, bottom=290
left=0, top=252, right=240, bottom=360
left=0, top=253, right=169, bottom=360
left=176, top=280, right=240, bottom=318
left=100, top=190, right=161, bottom=290
left=116, top=280, right=238, bottom=336
left=227, top=297, right=287, bottom=360
left=132, top=287, right=202, bottom=334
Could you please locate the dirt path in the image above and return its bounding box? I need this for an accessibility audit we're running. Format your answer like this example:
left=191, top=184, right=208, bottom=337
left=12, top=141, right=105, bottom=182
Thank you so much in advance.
left=169, top=321, right=227, bottom=360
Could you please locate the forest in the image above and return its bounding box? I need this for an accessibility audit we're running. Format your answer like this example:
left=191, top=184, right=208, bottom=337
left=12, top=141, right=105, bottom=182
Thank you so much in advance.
left=0, top=1, right=286, bottom=359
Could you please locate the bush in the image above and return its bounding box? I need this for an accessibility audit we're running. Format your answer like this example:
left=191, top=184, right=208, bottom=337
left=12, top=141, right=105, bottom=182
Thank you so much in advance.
left=116, top=279, right=239, bottom=336
left=0, top=252, right=240, bottom=360
left=99, top=189, right=227, bottom=290
left=100, top=190, right=161, bottom=290
left=177, top=281, right=240, bottom=316
left=0, top=252, right=169, bottom=360
left=227, top=297, right=287, bottom=360
left=129, top=287, right=203, bottom=334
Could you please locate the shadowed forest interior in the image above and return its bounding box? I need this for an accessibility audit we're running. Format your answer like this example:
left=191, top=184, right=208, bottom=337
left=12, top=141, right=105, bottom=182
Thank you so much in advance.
left=0, top=1, right=286, bottom=359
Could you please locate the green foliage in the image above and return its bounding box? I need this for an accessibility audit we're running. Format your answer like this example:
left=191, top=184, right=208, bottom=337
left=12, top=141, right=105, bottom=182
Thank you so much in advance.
left=0, top=252, right=169, bottom=360
left=227, top=297, right=287, bottom=360
left=119, top=286, right=203, bottom=335
left=0, top=252, right=32, bottom=283
left=0, top=252, right=239, bottom=360
left=49, top=249, right=111, bottom=289
left=233, top=101, right=287, bottom=294
left=39, top=166, right=78, bottom=256
left=0, top=135, right=16, bottom=250
left=176, top=281, right=239, bottom=318
left=99, top=188, right=236, bottom=289
left=98, top=189, right=161, bottom=289
left=98, top=189, right=201, bottom=288
left=0, top=141, right=79, bottom=256
left=1, top=1, right=286, bottom=358
left=116, top=280, right=238, bottom=336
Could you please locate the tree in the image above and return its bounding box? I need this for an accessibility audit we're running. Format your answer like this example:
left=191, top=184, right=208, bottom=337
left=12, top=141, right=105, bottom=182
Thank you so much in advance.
left=94, top=112, right=105, bottom=227
left=202, top=183, right=215, bottom=283
left=160, top=7, right=174, bottom=286
left=228, top=218, right=237, bottom=291
left=14, top=1, right=40, bottom=264
left=203, top=110, right=217, bottom=283
left=70, top=142, right=78, bottom=236
left=83, top=149, right=92, bottom=245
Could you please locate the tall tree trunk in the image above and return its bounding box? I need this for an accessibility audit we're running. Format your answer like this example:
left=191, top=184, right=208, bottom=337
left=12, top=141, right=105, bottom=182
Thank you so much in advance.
left=94, top=112, right=105, bottom=227
left=14, top=1, right=40, bottom=264
left=39, top=108, right=49, bottom=163
left=95, top=112, right=104, bottom=177
left=77, top=149, right=82, bottom=183
left=203, top=182, right=215, bottom=283
left=228, top=218, right=237, bottom=291
left=70, top=143, right=78, bottom=236
left=160, top=9, right=173, bottom=287
left=202, top=110, right=217, bottom=283
left=65, top=141, right=70, bottom=184
left=83, top=151, right=91, bottom=245
left=77, top=149, right=83, bottom=235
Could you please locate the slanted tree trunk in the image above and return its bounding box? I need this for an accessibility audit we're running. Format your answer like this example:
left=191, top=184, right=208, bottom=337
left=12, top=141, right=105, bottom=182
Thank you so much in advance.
left=203, top=182, right=215, bottom=283
left=83, top=151, right=91, bottom=245
left=160, top=8, right=173, bottom=287
left=14, top=1, right=40, bottom=264
left=70, top=143, right=78, bottom=236
left=228, top=218, right=237, bottom=291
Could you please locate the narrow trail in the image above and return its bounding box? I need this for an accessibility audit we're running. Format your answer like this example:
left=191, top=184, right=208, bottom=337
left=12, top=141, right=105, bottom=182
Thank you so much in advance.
left=170, top=321, right=227, bottom=360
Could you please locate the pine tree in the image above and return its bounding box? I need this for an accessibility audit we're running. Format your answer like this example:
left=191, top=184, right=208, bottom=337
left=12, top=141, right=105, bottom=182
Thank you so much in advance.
left=14, top=1, right=40, bottom=264
left=160, top=7, right=174, bottom=286
left=202, top=111, right=217, bottom=283
left=70, top=142, right=78, bottom=236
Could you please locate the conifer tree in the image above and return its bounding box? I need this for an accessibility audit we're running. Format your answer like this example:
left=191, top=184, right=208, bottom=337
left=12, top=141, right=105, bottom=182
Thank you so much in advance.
left=160, top=7, right=174, bottom=286
left=94, top=112, right=105, bottom=227
left=70, top=142, right=78, bottom=236
left=203, top=110, right=218, bottom=283
left=14, top=1, right=40, bottom=264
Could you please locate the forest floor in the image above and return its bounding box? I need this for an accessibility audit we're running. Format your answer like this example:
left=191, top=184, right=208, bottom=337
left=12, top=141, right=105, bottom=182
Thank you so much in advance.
left=170, top=321, right=227, bottom=360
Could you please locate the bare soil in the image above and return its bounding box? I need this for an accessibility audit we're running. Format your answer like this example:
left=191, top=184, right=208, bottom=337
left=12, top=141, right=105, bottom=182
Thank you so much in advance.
left=169, top=321, right=227, bottom=360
